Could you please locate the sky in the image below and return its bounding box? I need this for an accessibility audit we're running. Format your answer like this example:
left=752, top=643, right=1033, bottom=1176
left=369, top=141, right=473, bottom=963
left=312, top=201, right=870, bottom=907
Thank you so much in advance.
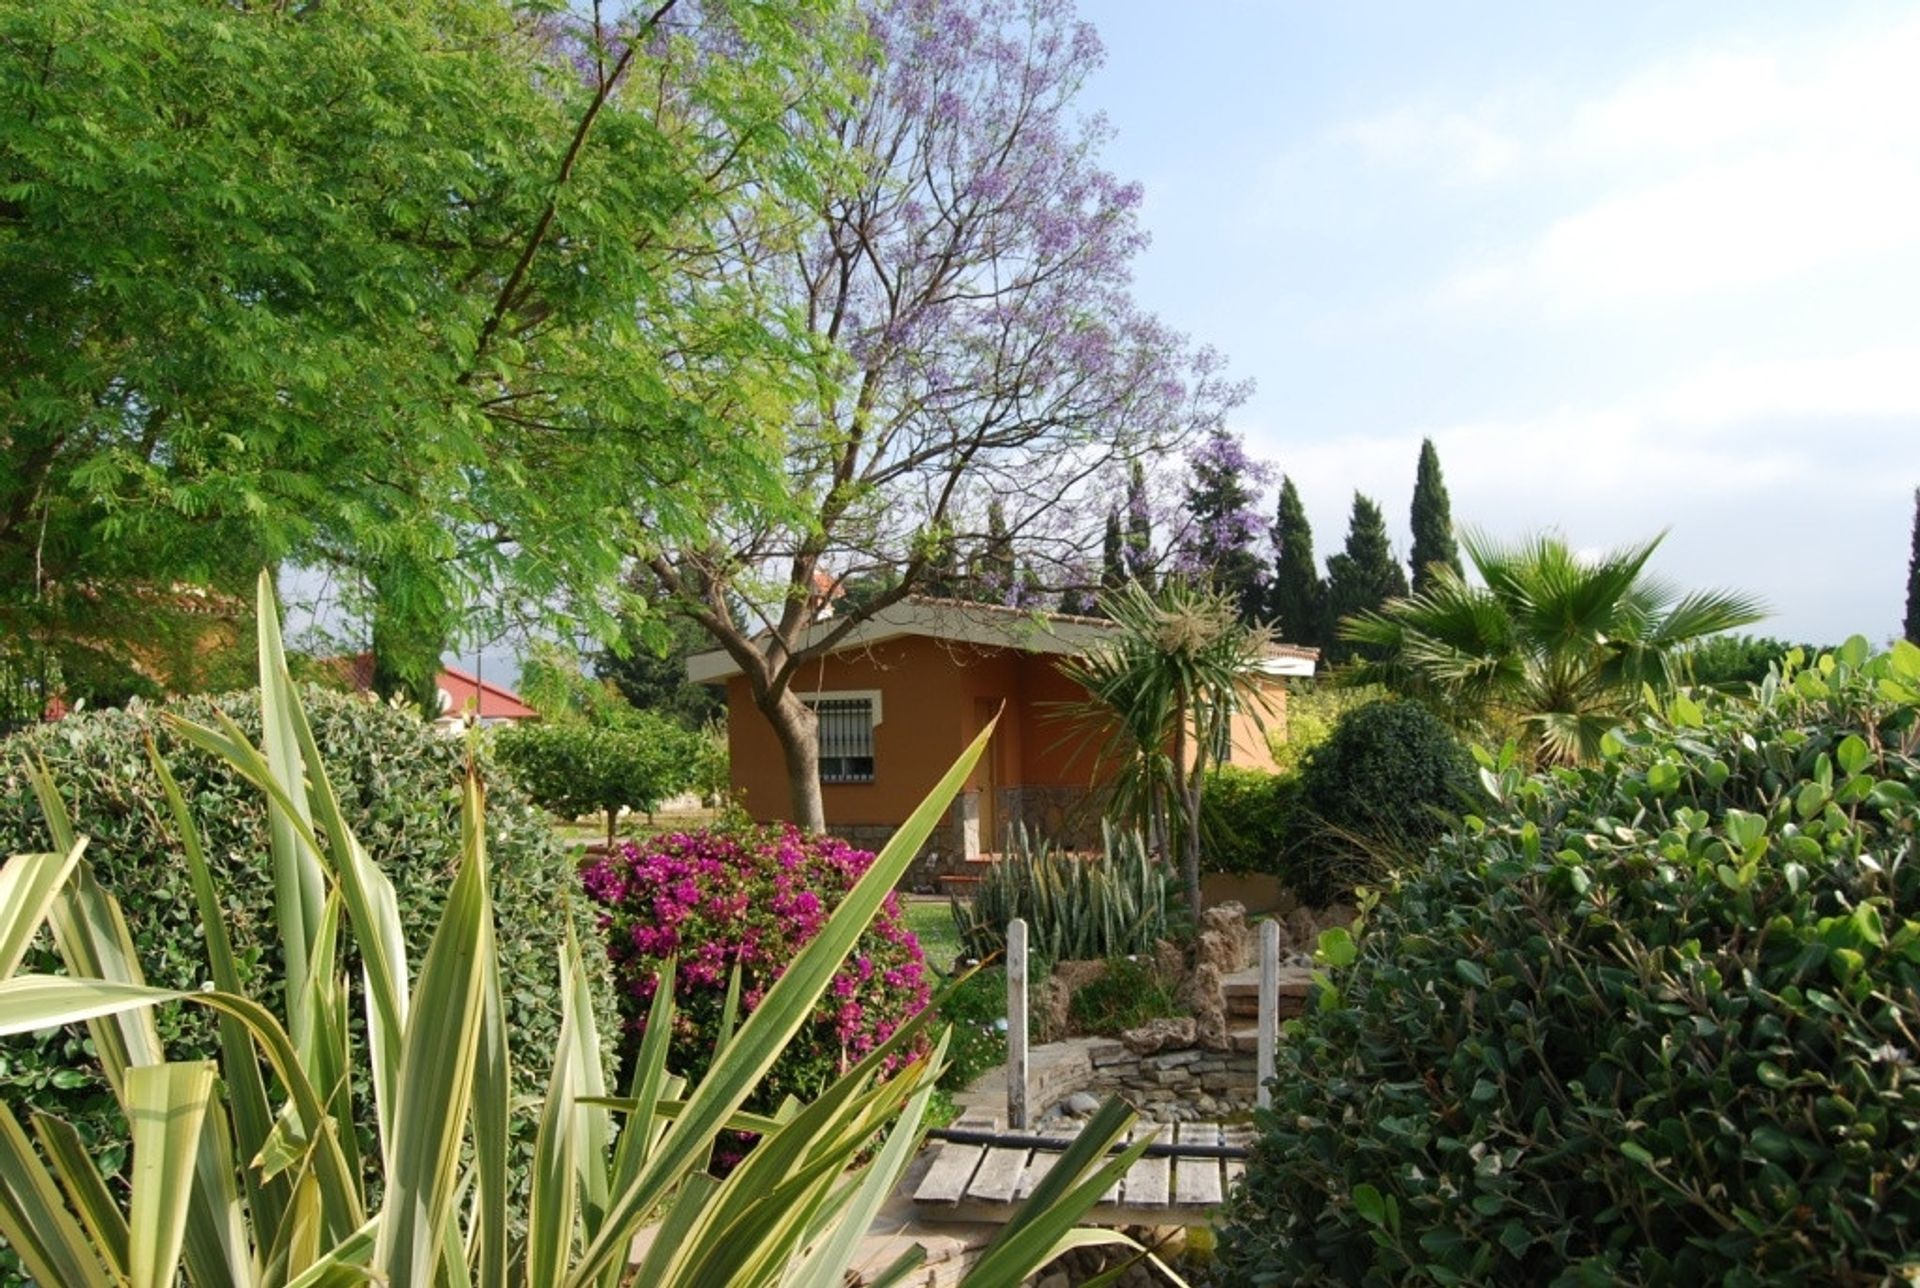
left=1077, top=0, right=1920, bottom=644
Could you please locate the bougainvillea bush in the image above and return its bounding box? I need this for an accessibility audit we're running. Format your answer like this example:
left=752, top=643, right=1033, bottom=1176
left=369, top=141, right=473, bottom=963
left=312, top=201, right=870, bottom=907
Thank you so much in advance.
left=583, top=824, right=931, bottom=1142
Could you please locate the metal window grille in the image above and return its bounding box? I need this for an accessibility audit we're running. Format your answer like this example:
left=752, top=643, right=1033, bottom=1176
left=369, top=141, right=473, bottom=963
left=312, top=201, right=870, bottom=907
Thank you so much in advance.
left=813, top=697, right=875, bottom=783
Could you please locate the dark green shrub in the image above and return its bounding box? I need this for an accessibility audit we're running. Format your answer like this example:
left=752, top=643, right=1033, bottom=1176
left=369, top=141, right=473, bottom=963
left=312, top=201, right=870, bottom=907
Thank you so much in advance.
left=1067, top=956, right=1182, bottom=1034
left=1286, top=698, right=1477, bottom=904
left=1201, top=765, right=1298, bottom=875
left=0, top=688, right=591, bottom=1197
left=1218, top=638, right=1920, bottom=1286
left=493, top=713, right=698, bottom=845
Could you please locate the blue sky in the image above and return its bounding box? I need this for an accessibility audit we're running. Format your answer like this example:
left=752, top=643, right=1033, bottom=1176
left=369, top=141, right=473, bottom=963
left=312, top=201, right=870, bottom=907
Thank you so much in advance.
left=1080, top=0, right=1920, bottom=643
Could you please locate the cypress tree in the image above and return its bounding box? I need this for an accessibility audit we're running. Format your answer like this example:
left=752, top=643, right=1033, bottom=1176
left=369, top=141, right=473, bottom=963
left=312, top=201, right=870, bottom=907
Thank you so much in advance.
left=1181, top=427, right=1270, bottom=623
left=971, top=499, right=1016, bottom=602
left=1101, top=509, right=1125, bottom=591
left=1409, top=437, right=1462, bottom=594
left=1324, top=492, right=1409, bottom=663
left=1905, top=486, right=1920, bottom=645
left=1124, top=460, right=1155, bottom=590
left=1269, top=476, right=1325, bottom=649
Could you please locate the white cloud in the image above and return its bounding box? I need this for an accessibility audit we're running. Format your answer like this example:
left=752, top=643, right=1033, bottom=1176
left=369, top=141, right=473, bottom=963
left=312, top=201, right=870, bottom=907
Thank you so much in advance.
left=1357, top=11, right=1920, bottom=311
left=1526, top=146, right=1920, bottom=309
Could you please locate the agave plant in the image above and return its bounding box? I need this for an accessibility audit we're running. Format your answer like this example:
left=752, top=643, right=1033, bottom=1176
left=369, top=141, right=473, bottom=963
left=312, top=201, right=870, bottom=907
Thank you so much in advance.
left=953, top=822, right=1173, bottom=964
left=0, top=574, right=1173, bottom=1286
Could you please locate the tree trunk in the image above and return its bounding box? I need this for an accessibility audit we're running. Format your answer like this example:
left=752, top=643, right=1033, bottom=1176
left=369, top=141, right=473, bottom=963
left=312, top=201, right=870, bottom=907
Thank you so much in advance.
left=761, top=687, right=825, bottom=832
left=1183, top=761, right=1205, bottom=918
left=605, top=806, right=618, bottom=852
left=1170, top=696, right=1202, bottom=915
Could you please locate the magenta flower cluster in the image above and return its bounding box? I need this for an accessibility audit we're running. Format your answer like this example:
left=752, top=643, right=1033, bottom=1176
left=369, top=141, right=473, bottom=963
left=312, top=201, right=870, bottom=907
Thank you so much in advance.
left=581, top=823, right=931, bottom=1123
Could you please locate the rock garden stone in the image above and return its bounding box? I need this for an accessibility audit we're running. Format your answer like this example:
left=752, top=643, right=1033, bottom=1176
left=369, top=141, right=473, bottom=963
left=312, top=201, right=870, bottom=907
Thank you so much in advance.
left=1119, top=1015, right=1195, bottom=1054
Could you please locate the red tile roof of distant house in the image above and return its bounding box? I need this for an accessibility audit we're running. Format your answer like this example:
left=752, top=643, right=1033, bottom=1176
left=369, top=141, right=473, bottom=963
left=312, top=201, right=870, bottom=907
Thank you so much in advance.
left=437, top=665, right=538, bottom=721
left=321, top=653, right=538, bottom=721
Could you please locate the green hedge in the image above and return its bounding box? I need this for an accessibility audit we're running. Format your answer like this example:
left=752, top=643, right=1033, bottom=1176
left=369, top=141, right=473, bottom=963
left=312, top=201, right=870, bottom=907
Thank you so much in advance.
left=0, top=688, right=595, bottom=1202
left=1200, top=764, right=1298, bottom=876
left=1218, top=639, right=1920, bottom=1284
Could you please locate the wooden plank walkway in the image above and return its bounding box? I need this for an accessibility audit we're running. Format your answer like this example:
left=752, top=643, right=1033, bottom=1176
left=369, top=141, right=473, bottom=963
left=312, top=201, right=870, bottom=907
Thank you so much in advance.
left=910, top=1121, right=1254, bottom=1228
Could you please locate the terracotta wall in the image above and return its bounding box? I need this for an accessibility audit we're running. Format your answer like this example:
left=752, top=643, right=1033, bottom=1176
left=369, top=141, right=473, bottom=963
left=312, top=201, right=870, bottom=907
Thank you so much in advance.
left=723, top=637, right=1290, bottom=827
left=726, top=636, right=1000, bottom=825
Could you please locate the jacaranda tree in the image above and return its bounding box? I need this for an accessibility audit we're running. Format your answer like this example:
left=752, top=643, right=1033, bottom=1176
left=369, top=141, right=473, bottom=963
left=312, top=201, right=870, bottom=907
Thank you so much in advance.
left=647, top=0, right=1243, bottom=829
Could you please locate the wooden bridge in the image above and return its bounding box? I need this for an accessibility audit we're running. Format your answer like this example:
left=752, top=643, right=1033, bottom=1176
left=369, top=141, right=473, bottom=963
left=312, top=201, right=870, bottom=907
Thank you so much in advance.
left=910, top=1116, right=1255, bottom=1227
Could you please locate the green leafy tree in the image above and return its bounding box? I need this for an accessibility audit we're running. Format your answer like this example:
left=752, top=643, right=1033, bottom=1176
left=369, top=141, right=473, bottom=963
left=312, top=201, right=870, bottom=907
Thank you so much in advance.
left=1, top=0, right=844, bottom=708
left=1268, top=475, right=1326, bottom=651
left=1322, top=493, right=1408, bottom=664
left=494, top=716, right=700, bottom=848
left=1342, top=530, right=1767, bottom=765
left=596, top=616, right=727, bottom=729
left=1408, top=438, right=1462, bottom=594
left=1905, top=485, right=1920, bottom=645
left=1099, top=510, right=1127, bottom=596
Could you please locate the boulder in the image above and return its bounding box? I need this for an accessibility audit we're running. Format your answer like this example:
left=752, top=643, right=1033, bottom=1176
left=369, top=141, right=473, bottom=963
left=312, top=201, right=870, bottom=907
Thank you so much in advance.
left=1119, top=1015, right=1195, bottom=1055
left=1196, top=901, right=1252, bottom=973
left=1186, top=961, right=1229, bottom=1051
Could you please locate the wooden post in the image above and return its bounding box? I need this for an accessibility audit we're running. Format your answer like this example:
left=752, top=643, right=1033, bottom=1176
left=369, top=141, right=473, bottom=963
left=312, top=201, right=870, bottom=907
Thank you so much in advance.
left=1257, top=918, right=1280, bottom=1110
left=1008, top=917, right=1029, bottom=1130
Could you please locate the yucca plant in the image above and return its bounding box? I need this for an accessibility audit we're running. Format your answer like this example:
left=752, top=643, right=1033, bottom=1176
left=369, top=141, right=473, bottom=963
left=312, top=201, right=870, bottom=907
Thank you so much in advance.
left=0, top=574, right=1174, bottom=1286
left=953, top=822, right=1174, bottom=964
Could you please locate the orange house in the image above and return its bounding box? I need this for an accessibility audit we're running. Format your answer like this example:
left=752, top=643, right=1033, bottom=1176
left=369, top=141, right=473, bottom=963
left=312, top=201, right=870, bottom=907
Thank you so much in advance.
left=687, top=597, right=1317, bottom=868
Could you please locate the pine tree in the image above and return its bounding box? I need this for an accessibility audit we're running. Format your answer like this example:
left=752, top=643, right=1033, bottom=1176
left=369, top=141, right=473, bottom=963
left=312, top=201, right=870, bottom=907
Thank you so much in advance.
left=1905, top=486, right=1920, bottom=645
left=1409, top=437, right=1462, bottom=595
left=1180, top=427, right=1270, bottom=624
left=1324, top=492, right=1409, bottom=664
left=1124, top=460, right=1155, bottom=590
left=1268, top=476, right=1325, bottom=649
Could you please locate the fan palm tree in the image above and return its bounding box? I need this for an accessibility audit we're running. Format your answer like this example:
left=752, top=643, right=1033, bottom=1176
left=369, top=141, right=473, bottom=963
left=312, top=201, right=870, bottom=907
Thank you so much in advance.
left=1057, top=579, right=1275, bottom=913
left=1340, top=530, right=1765, bottom=765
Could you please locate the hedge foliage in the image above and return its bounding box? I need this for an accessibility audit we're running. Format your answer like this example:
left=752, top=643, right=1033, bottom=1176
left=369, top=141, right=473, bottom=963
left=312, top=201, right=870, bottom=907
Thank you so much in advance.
left=0, top=688, right=591, bottom=1196
left=1287, top=698, right=1478, bottom=904
left=1200, top=764, right=1298, bottom=876
left=1218, top=639, right=1920, bottom=1285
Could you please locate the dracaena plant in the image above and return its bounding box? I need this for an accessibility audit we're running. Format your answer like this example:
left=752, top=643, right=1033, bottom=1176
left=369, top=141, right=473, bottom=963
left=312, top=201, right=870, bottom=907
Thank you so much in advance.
left=0, top=573, right=1173, bottom=1287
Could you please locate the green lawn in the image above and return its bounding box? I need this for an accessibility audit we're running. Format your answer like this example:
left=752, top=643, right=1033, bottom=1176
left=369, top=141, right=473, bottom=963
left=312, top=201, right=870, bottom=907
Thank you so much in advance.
left=901, top=895, right=964, bottom=974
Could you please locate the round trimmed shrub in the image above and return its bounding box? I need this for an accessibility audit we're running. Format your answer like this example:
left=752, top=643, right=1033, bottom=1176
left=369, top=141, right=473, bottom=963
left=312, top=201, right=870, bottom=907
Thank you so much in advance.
left=1201, top=765, right=1298, bottom=876
left=1218, top=640, right=1920, bottom=1285
left=0, top=688, right=591, bottom=1192
left=582, top=825, right=930, bottom=1150
left=1286, top=698, right=1477, bottom=904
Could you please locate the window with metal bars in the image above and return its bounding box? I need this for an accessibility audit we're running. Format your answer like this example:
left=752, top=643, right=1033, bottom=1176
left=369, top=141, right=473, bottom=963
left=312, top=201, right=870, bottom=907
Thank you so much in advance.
left=811, top=697, right=875, bottom=783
